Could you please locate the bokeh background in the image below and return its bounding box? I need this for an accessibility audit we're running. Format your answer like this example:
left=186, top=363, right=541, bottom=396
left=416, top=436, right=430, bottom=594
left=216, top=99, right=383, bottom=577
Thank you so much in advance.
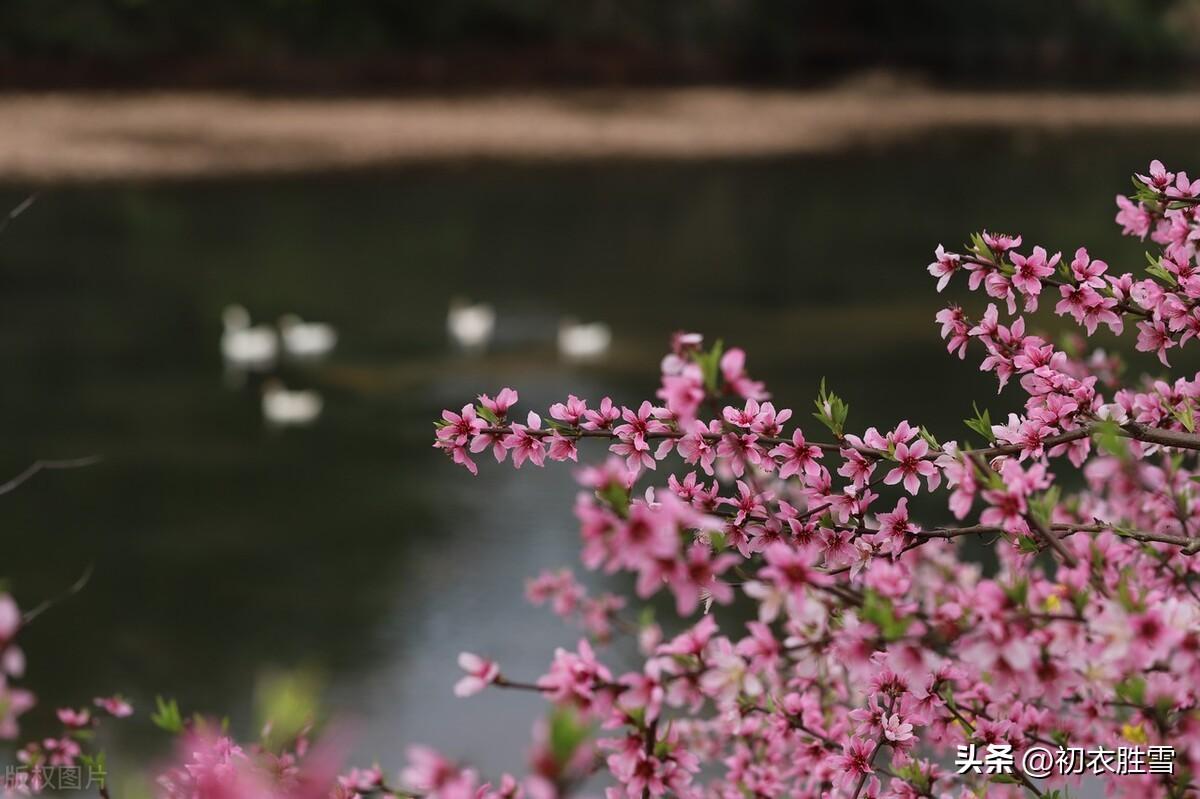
left=2, top=0, right=1200, bottom=784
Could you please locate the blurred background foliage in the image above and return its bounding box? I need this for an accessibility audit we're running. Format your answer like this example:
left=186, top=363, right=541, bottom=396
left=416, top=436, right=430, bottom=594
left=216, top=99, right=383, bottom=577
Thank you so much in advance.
left=3, top=0, right=1200, bottom=90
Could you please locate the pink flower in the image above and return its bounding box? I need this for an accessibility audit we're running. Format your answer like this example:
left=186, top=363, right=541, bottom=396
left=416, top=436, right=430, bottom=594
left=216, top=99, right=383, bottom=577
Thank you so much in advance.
left=156, top=733, right=300, bottom=799
left=770, top=428, right=823, bottom=480
left=1167, top=170, right=1200, bottom=198
left=581, top=396, right=621, bottom=430
left=537, top=640, right=613, bottom=715
left=883, top=439, right=939, bottom=495
left=928, top=244, right=961, bottom=292
left=438, top=403, right=485, bottom=447
left=0, top=683, right=33, bottom=739
left=478, top=387, right=519, bottom=419
left=56, top=707, right=90, bottom=728
left=549, top=395, right=588, bottom=426
left=469, top=426, right=509, bottom=464
left=1135, top=319, right=1175, bottom=366
left=1136, top=159, right=1174, bottom=190
left=984, top=270, right=1017, bottom=314
left=657, top=364, right=706, bottom=422
left=935, top=305, right=970, bottom=359
left=402, top=745, right=478, bottom=794
left=546, top=430, right=579, bottom=462
left=503, top=411, right=547, bottom=468
left=668, top=543, right=738, bottom=615
left=339, top=765, right=384, bottom=793
left=454, top=652, right=500, bottom=697
left=722, top=398, right=764, bottom=428
left=1115, top=194, right=1152, bottom=239
left=719, top=480, right=767, bottom=526
left=698, top=638, right=761, bottom=704
left=834, top=736, right=875, bottom=787
left=614, top=502, right=679, bottom=569
left=991, top=413, right=1055, bottom=461
left=716, top=432, right=765, bottom=478
left=526, top=568, right=585, bottom=617
left=677, top=420, right=719, bottom=475
left=0, top=595, right=21, bottom=643
left=611, top=401, right=671, bottom=471
left=617, top=661, right=666, bottom=724
left=93, top=695, right=134, bottom=718
left=1009, top=246, right=1060, bottom=308
left=875, top=497, right=919, bottom=555
left=750, top=401, right=791, bottom=436
left=982, top=230, right=1022, bottom=253
left=882, top=712, right=914, bottom=742
left=719, top=348, right=767, bottom=400
left=657, top=615, right=717, bottom=658
left=435, top=439, right=479, bottom=475
left=759, top=542, right=829, bottom=595
left=1070, top=247, right=1108, bottom=288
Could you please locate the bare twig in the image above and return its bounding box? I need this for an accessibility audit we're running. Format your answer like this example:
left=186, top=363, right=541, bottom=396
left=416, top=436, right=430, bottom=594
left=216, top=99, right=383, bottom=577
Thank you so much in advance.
left=0, top=194, right=37, bottom=237
left=0, top=455, right=102, bottom=498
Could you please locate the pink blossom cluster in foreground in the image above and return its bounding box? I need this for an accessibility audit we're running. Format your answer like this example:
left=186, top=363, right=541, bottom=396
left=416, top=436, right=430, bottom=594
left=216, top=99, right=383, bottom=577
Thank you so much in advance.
left=421, top=161, right=1200, bottom=799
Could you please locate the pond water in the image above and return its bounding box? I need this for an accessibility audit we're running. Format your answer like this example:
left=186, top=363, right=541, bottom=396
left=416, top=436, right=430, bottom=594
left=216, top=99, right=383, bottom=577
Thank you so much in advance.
left=0, top=129, right=1197, bottom=778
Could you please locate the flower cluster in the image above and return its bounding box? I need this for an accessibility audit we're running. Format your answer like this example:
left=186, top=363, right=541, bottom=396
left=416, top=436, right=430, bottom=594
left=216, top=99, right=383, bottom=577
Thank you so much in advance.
left=421, top=161, right=1200, bottom=799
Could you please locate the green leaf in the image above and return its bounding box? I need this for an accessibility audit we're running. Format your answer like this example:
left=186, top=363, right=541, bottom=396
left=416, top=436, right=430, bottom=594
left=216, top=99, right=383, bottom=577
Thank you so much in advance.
left=694, top=339, right=724, bottom=393
left=1116, top=675, right=1146, bottom=706
left=969, top=232, right=995, bottom=263
left=653, top=720, right=674, bottom=757
left=812, top=378, right=849, bottom=437
left=1116, top=570, right=1143, bottom=613
left=80, top=752, right=107, bottom=786
left=1174, top=403, right=1196, bottom=433
left=1015, top=535, right=1041, bottom=554
left=1093, top=419, right=1129, bottom=460
left=1130, top=177, right=1160, bottom=202
left=548, top=707, right=590, bottom=769
left=151, top=696, right=184, bottom=734
left=708, top=529, right=726, bottom=551
left=895, top=761, right=931, bottom=792
left=1004, top=577, right=1029, bottom=607
left=475, top=404, right=499, bottom=425
left=255, top=669, right=322, bottom=751
left=597, top=482, right=631, bottom=517
left=963, top=402, right=995, bottom=443
left=1029, top=485, right=1061, bottom=526
left=1146, top=259, right=1178, bottom=286
left=861, top=589, right=911, bottom=641
left=919, top=426, right=940, bottom=449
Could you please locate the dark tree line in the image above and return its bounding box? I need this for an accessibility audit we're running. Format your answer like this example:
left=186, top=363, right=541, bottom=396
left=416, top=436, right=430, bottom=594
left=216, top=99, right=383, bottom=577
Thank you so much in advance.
left=1, top=0, right=1196, bottom=89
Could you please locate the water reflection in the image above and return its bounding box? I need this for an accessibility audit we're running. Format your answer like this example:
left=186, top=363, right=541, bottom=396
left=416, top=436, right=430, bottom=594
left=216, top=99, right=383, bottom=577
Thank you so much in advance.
left=0, top=129, right=1197, bottom=774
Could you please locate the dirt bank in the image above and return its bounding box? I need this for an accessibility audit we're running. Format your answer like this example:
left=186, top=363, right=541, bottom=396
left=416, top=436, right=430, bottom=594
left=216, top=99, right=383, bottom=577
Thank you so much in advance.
left=4, top=88, right=1200, bottom=182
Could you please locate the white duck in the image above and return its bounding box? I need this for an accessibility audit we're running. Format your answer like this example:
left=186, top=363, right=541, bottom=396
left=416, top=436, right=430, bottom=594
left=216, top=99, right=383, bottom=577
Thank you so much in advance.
left=558, top=318, right=612, bottom=361
left=447, top=297, right=496, bottom=353
left=262, top=380, right=323, bottom=427
left=279, top=314, right=337, bottom=359
left=221, top=305, right=278, bottom=369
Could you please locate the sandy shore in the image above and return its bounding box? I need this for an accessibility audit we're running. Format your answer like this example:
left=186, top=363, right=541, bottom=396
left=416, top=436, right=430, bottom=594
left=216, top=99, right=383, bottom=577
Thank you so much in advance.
left=4, top=88, right=1200, bottom=181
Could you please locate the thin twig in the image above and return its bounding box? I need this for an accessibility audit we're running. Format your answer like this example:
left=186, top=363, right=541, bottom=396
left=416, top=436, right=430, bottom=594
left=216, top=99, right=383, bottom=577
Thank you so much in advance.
left=0, top=194, right=37, bottom=237
left=22, top=564, right=94, bottom=625
left=0, top=455, right=102, bottom=498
